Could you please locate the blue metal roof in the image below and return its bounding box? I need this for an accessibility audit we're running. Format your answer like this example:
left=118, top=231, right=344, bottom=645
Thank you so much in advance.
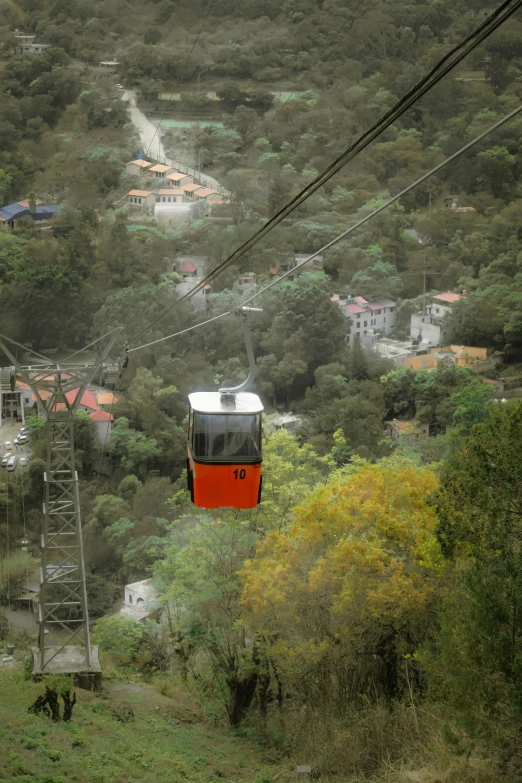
left=0, top=202, right=61, bottom=223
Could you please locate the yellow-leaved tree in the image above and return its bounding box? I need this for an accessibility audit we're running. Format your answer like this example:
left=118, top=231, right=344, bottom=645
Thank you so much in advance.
left=240, top=462, right=441, bottom=712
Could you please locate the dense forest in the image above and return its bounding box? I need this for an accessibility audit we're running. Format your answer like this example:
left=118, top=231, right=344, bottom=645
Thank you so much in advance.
left=2, top=0, right=522, bottom=781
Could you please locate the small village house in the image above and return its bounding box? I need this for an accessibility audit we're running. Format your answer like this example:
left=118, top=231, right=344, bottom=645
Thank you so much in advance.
left=156, top=188, right=185, bottom=204
left=125, top=159, right=152, bottom=176
left=164, top=255, right=208, bottom=277
left=148, top=164, right=174, bottom=179
left=193, top=187, right=220, bottom=202
left=234, top=274, right=257, bottom=295
left=175, top=279, right=210, bottom=311
left=180, top=183, right=201, bottom=199
left=0, top=200, right=61, bottom=231
left=15, top=30, right=51, bottom=55
left=99, top=60, right=120, bottom=73
left=387, top=419, right=428, bottom=440
left=167, top=172, right=194, bottom=187
left=120, top=579, right=161, bottom=622
left=410, top=292, right=464, bottom=346
left=127, top=190, right=155, bottom=208
left=89, top=410, right=113, bottom=444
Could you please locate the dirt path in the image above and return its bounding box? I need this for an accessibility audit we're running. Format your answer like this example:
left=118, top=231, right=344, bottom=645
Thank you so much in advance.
left=122, top=90, right=228, bottom=194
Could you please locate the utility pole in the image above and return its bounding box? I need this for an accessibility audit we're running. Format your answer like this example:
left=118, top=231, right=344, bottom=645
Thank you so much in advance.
left=0, top=330, right=122, bottom=688
left=419, top=238, right=427, bottom=314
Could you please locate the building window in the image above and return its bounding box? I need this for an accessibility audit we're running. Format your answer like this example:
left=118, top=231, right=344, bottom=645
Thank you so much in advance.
left=356, top=323, right=360, bottom=329
left=138, top=198, right=142, bottom=204
left=168, top=197, right=172, bottom=202
left=162, top=197, right=166, bottom=202
left=356, top=313, right=360, bottom=318
left=364, top=321, right=367, bottom=327
left=156, top=196, right=160, bottom=202
left=364, top=331, right=367, bottom=335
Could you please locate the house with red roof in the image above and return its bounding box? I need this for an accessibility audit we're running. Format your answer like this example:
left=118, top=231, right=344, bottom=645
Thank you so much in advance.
left=156, top=188, right=186, bottom=204
left=164, top=255, right=208, bottom=278
left=125, top=159, right=152, bottom=176
left=148, top=164, right=174, bottom=179
left=128, top=190, right=155, bottom=208
left=167, top=172, right=194, bottom=187
left=31, top=388, right=115, bottom=443
left=333, top=293, right=397, bottom=345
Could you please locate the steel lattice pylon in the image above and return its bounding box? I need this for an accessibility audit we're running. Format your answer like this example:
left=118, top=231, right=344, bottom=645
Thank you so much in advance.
left=0, top=331, right=122, bottom=678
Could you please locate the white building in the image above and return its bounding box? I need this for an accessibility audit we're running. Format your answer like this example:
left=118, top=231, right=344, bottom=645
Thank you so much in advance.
left=16, top=42, right=51, bottom=55
left=175, top=279, right=210, bottom=311
left=333, top=294, right=397, bottom=345
left=265, top=412, right=306, bottom=434
left=99, top=60, right=120, bottom=73
left=372, top=337, right=418, bottom=367
left=410, top=292, right=464, bottom=346
left=121, top=579, right=161, bottom=622
left=234, top=273, right=256, bottom=295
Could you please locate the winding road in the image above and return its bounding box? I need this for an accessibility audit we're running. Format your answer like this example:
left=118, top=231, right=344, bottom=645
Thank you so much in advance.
left=122, top=90, right=227, bottom=194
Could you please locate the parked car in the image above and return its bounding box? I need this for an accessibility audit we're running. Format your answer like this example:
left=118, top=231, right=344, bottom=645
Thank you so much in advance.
left=115, top=83, right=123, bottom=89
left=1, top=454, right=10, bottom=467
left=7, top=455, right=17, bottom=471
left=19, top=457, right=27, bottom=467
left=4, top=441, right=11, bottom=450
left=19, top=427, right=28, bottom=435
left=17, top=435, right=28, bottom=444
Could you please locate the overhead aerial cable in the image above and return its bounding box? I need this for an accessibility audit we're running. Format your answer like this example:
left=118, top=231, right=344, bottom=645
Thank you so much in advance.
left=184, top=0, right=522, bottom=295
left=126, top=103, right=522, bottom=354
left=125, top=0, right=522, bottom=347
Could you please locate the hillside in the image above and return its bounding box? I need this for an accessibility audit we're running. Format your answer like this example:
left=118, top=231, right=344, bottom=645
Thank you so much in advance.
left=0, top=666, right=276, bottom=783
left=2, top=1, right=522, bottom=781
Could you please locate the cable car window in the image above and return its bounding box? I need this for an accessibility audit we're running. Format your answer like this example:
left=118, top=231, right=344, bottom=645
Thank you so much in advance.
left=193, top=413, right=261, bottom=462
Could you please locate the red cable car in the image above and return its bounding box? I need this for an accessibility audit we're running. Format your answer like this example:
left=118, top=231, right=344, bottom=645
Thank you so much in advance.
left=187, top=306, right=264, bottom=510
left=187, top=391, right=263, bottom=509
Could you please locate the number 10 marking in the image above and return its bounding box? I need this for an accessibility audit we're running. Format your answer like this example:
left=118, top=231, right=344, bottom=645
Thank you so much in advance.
left=233, top=468, right=246, bottom=479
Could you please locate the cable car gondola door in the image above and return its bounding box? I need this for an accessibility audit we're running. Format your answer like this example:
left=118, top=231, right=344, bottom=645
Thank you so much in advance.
left=187, top=391, right=263, bottom=509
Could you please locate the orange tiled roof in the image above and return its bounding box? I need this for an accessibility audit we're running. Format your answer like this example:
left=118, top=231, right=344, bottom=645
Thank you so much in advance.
left=97, top=392, right=119, bottom=405
left=149, top=164, right=173, bottom=173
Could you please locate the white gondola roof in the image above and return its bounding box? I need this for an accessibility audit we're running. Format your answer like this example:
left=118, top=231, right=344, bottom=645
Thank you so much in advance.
left=189, top=391, right=264, bottom=414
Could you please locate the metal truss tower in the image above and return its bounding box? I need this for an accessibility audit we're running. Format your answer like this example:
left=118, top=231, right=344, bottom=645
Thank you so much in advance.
left=0, top=330, right=121, bottom=685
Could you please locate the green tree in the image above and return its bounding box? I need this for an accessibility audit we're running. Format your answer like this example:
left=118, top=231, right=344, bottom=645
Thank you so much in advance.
left=93, top=615, right=146, bottom=665
left=433, top=401, right=522, bottom=761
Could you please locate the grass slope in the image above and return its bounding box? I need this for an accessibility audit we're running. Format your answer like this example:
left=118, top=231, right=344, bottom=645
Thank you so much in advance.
left=0, top=667, right=276, bottom=783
